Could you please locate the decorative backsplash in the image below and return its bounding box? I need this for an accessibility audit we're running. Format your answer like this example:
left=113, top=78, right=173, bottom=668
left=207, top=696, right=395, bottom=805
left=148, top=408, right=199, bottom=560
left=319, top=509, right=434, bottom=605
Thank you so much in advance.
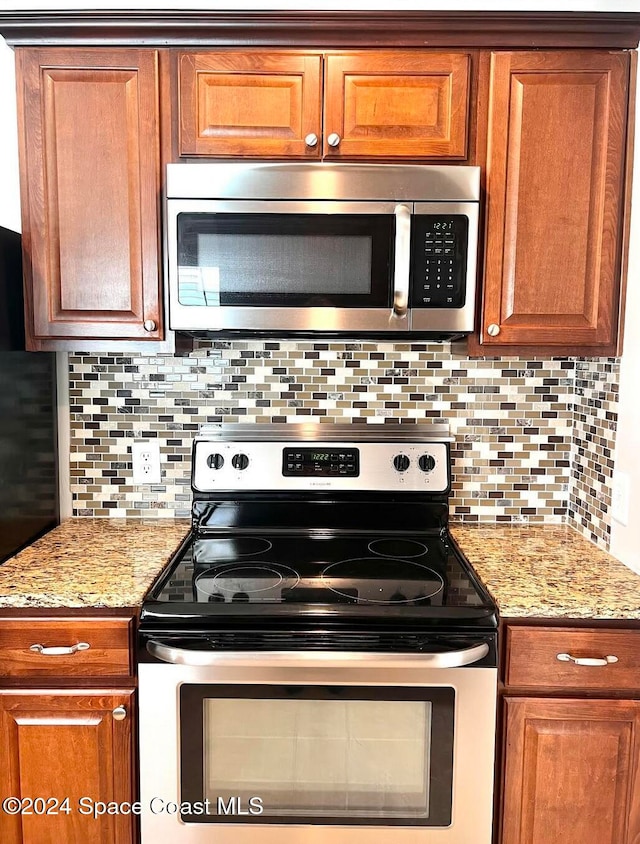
left=66, top=339, right=619, bottom=548
left=568, top=358, right=619, bottom=547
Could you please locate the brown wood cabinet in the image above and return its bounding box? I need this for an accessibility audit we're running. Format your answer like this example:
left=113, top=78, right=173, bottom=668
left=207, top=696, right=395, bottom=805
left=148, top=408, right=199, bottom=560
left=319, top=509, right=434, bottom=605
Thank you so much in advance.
left=2, top=13, right=638, bottom=355
left=178, top=49, right=471, bottom=160
left=500, top=624, right=640, bottom=844
left=0, top=690, right=135, bottom=844
left=16, top=48, right=163, bottom=349
left=0, top=615, right=136, bottom=844
left=478, top=50, right=632, bottom=356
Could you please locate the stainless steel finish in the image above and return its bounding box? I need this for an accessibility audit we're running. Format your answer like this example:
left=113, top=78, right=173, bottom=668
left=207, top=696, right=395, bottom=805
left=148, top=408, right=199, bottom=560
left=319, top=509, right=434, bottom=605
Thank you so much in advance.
left=143, top=319, right=157, bottom=332
left=327, top=132, right=341, bottom=147
left=166, top=164, right=481, bottom=336
left=166, top=163, right=481, bottom=202
left=557, top=653, right=619, bottom=666
left=198, top=422, right=452, bottom=442
left=147, top=640, right=489, bottom=669
left=392, top=204, right=411, bottom=320
left=112, top=705, right=127, bottom=721
left=29, top=642, right=90, bottom=656
left=410, top=201, right=479, bottom=335
left=166, top=198, right=417, bottom=334
left=487, top=324, right=500, bottom=336
left=304, top=132, right=319, bottom=147
left=139, top=660, right=497, bottom=844
left=192, top=438, right=450, bottom=493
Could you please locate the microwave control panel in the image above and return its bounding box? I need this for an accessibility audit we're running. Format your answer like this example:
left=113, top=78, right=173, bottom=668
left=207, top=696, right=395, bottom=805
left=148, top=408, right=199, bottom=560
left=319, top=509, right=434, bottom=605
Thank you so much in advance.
left=411, top=215, right=469, bottom=309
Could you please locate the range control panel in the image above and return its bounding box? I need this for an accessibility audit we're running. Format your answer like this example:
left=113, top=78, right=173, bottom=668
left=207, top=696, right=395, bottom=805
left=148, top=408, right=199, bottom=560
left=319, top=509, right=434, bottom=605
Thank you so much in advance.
left=411, top=215, right=468, bottom=309
left=193, top=439, right=450, bottom=493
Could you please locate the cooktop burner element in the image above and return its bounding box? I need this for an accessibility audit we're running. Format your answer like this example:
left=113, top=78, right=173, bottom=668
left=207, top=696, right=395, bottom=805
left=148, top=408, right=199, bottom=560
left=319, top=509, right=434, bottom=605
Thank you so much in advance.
left=191, top=536, right=272, bottom=564
left=321, top=557, right=443, bottom=604
left=194, top=562, right=300, bottom=603
left=368, top=538, right=428, bottom=558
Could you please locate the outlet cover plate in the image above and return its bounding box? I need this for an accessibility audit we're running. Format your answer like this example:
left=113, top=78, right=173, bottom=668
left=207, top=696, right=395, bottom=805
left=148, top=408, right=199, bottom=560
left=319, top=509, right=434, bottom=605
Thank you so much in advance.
left=132, top=439, right=161, bottom=485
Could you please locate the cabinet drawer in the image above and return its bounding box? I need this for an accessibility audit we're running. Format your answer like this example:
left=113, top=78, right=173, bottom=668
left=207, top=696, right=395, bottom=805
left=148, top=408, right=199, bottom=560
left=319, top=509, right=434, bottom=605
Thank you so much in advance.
left=505, top=627, right=640, bottom=691
left=0, top=618, right=132, bottom=678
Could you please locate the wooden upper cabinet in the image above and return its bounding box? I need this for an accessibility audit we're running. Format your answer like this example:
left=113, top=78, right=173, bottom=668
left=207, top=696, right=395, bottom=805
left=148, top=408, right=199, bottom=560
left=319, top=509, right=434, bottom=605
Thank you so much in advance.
left=17, top=48, right=162, bottom=346
left=178, top=50, right=471, bottom=160
left=323, top=51, right=470, bottom=159
left=179, top=51, right=323, bottom=157
left=480, top=50, right=631, bottom=353
left=501, top=696, right=640, bottom=844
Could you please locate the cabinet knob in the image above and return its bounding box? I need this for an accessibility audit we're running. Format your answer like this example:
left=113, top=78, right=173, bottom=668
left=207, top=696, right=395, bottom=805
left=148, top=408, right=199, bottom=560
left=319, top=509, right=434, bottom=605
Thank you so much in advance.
left=487, top=323, right=501, bottom=337
left=304, top=133, right=319, bottom=148
left=112, top=706, right=127, bottom=721
left=327, top=133, right=341, bottom=148
left=143, top=319, right=157, bottom=332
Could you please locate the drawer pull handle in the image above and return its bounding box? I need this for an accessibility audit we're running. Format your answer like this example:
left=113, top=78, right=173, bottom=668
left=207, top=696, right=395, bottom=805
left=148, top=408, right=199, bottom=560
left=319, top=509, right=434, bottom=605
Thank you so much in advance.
left=30, top=642, right=91, bottom=656
left=557, top=652, right=618, bottom=667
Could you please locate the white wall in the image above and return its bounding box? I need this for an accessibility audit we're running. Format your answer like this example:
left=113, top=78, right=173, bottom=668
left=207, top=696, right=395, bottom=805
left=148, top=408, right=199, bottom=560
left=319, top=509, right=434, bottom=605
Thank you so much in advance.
left=0, top=2, right=638, bottom=566
left=0, top=36, right=19, bottom=231
left=610, top=77, right=640, bottom=572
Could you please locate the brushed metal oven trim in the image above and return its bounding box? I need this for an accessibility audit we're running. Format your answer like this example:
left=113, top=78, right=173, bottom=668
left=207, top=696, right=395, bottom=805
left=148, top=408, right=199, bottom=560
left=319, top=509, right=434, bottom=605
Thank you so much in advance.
left=138, top=660, right=497, bottom=844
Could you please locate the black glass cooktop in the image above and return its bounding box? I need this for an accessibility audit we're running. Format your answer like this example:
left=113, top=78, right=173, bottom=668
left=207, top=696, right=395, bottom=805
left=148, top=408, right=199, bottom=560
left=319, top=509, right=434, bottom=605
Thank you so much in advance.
left=141, top=530, right=497, bottom=627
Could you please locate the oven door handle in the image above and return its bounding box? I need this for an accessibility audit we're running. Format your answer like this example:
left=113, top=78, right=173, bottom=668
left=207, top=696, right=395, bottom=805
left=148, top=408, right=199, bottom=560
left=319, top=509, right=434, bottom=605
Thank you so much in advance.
left=146, top=640, right=489, bottom=669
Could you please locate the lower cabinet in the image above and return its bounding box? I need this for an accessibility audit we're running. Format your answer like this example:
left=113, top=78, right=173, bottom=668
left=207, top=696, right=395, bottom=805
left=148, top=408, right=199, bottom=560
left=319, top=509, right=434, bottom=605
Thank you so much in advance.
left=0, top=615, right=137, bottom=844
left=500, top=625, right=640, bottom=844
left=0, top=690, right=135, bottom=844
left=501, top=696, right=640, bottom=844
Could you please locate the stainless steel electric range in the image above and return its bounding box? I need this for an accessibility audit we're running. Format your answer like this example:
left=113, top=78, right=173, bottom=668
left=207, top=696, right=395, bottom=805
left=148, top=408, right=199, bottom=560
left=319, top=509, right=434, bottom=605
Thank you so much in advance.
left=138, top=424, right=498, bottom=844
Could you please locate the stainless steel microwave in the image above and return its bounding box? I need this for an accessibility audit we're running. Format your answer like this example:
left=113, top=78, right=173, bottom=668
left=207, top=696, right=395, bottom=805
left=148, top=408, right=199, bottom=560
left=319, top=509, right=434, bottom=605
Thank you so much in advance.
left=166, top=163, right=480, bottom=338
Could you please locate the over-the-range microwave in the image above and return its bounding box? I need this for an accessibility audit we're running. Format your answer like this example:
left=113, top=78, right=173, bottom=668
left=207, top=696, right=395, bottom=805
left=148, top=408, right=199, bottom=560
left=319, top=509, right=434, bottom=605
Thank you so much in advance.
left=166, top=162, right=480, bottom=339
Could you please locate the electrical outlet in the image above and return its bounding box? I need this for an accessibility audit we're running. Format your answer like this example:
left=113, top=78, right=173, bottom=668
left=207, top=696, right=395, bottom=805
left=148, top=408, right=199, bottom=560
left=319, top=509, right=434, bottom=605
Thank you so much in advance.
left=132, top=439, right=161, bottom=485
left=611, top=470, right=630, bottom=526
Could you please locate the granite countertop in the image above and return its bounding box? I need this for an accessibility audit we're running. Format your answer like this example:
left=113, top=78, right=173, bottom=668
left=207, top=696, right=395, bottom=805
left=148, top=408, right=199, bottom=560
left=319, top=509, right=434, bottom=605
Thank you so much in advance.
left=450, top=523, right=640, bottom=620
left=1, top=519, right=640, bottom=618
left=0, top=519, right=189, bottom=609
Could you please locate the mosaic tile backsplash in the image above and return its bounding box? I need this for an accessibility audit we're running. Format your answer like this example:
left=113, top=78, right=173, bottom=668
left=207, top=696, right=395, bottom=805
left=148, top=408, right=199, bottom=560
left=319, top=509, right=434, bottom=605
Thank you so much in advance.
left=66, top=341, right=618, bottom=548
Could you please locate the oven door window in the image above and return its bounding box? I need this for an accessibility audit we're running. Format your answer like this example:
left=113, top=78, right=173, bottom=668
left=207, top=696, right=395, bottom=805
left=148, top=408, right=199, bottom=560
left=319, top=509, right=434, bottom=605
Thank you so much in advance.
left=176, top=214, right=394, bottom=308
left=180, top=685, right=454, bottom=826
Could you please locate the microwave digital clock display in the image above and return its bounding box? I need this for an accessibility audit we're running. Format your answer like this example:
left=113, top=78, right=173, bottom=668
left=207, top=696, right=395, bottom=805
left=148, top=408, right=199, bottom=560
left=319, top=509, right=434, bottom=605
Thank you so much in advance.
left=283, top=448, right=360, bottom=477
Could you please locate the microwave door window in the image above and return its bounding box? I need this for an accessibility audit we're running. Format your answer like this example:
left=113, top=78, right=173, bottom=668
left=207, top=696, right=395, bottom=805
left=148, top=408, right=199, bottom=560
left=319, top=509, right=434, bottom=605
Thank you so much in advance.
left=176, top=214, right=393, bottom=308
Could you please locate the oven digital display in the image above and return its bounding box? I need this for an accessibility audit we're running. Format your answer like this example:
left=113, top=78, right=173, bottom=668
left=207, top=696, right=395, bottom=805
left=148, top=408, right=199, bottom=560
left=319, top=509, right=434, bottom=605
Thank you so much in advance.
left=282, top=448, right=360, bottom=477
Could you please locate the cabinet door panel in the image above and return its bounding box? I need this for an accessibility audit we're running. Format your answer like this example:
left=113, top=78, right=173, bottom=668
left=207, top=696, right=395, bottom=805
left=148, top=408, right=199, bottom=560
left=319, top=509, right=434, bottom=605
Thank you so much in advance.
left=324, top=51, right=470, bottom=158
left=481, top=51, right=629, bottom=350
left=179, top=52, right=322, bottom=157
left=0, top=690, right=134, bottom=844
left=502, top=697, right=640, bottom=844
left=17, top=48, right=161, bottom=344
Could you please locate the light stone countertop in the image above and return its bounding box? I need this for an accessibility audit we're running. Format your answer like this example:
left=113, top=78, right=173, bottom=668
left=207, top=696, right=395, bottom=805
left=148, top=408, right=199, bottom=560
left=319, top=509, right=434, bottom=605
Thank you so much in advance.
left=1, top=519, right=639, bottom=618
left=0, top=519, right=189, bottom=609
left=450, top=523, right=640, bottom=620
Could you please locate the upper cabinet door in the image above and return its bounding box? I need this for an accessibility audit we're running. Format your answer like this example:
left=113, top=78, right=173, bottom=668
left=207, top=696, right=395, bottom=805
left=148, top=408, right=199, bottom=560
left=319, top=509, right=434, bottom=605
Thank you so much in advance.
left=17, top=48, right=162, bottom=346
left=480, top=51, right=630, bottom=352
left=323, top=51, right=470, bottom=159
left=179, top=52, right=323, bottom=158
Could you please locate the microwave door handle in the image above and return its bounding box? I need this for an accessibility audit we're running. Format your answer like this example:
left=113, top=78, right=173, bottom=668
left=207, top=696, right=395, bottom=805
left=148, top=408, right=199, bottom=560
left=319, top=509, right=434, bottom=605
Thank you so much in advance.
left=392, top=203, right=412, bottom=320
left=146, top=639, right=489, bottom=669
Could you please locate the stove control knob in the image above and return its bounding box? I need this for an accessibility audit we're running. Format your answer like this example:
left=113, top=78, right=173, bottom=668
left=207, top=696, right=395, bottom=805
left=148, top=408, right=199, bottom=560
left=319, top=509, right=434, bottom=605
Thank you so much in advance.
left=393, top=454, right=410, bottom=472
left=232, top=453, right=249, bottom=471
left=207, top=453, right=224, bottom=470
left=419, top=454, right=436, bottom=473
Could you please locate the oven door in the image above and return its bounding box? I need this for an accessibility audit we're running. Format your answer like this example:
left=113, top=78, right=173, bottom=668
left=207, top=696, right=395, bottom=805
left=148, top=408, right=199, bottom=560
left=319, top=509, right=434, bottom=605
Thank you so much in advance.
left=138, top=639, right=497, bottom=844
left=166, top=200, right=411, bottom=334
